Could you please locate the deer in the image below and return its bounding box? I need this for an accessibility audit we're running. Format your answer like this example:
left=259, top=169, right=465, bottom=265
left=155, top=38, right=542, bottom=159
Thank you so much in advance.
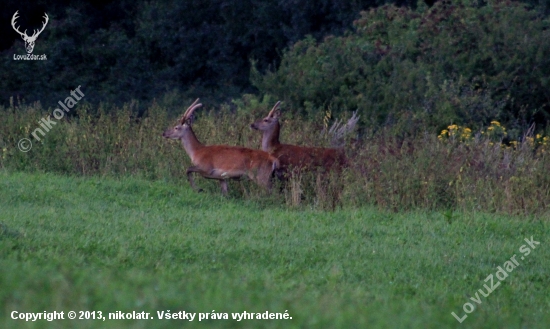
left=162, top=99, right=279, bottom=195
left=11, top=11, right=49, bottom=54
left=250, top=101, right=359, bottom=181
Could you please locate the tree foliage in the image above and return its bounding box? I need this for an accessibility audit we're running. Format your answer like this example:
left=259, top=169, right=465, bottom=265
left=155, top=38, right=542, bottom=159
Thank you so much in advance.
left=252, top=0, right=550, bottom=132
left=0, top=0, right=402, bottom=107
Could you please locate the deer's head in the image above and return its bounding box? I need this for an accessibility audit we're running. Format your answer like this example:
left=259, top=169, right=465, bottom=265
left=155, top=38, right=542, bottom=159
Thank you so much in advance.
left=162, top=98, right=202, bottom=140
left=11, top=11, right=49, bottom=54
left=250, top=101, right=281, bottom=132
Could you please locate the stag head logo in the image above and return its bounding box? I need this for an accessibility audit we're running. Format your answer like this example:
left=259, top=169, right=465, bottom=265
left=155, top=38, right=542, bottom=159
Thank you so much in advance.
left=11, top=11, right=49, bottom=54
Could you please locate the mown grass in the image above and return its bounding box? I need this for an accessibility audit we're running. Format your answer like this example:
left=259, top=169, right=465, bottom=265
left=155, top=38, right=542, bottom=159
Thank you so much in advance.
left=1, top=171, right=549, bottom=328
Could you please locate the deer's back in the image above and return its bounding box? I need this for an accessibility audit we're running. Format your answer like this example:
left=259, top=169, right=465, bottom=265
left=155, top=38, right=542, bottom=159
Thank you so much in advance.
left=271, top=144, right=346, bottom=172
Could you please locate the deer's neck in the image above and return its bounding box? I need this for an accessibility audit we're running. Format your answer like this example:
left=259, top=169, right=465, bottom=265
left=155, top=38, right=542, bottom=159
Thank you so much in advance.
left=261, top=121, right=281, bottom=152
left=180, top=126, right=204, bottom=163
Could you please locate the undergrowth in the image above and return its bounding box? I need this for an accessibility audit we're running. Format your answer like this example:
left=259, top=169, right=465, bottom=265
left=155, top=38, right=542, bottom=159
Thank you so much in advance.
left=1, top=99, right=548, bottom=215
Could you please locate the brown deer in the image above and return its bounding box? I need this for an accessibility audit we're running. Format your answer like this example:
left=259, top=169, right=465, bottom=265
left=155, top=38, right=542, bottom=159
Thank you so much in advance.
left=250, top=101, right=359, bottom=180
left=163, top=99, right=279, bottom=195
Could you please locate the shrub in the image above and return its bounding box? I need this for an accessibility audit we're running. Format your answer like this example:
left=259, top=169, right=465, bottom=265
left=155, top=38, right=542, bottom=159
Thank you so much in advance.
left=252, top=0, right=550, bottom=132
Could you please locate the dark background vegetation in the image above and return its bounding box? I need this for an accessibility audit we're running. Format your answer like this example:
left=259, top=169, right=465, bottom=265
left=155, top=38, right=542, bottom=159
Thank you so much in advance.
left=253, top=0, right=550, bottom=134
left=1, top=0, right=549, bottom=130
left=0, top=0, right=418, bottom=107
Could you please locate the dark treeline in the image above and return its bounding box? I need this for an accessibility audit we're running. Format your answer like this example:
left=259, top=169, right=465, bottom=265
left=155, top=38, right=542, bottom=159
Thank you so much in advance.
left=1, top=0, right=548, bottom=129
left=1, top=0, right=421, bottom=108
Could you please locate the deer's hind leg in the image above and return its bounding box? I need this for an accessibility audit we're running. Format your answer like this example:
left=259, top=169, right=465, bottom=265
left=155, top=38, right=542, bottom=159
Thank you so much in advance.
left=219, top=180, right=229, bottom=195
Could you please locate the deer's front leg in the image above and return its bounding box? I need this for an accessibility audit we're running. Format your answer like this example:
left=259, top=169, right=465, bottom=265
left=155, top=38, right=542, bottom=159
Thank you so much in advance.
left=186, top=166, right=204, bottom=193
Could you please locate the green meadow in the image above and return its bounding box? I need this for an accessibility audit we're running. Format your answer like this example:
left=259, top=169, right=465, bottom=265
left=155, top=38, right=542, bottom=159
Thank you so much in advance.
left=2, top=1, right=550, bottom=328
left=1, top=171, right=548, bottom=328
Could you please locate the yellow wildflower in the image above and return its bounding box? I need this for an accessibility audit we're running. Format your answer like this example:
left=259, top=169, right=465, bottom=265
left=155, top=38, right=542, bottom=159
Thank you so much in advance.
left=448, top=124, right=458, bottom=130
left=490, top=121, right=501, bottom=126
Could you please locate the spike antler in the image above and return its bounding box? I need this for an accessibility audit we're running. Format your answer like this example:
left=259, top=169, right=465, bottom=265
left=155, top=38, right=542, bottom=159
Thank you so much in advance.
left=181, top=98, right=202, bottom=124
left=268, top=101, right=281, bottom=118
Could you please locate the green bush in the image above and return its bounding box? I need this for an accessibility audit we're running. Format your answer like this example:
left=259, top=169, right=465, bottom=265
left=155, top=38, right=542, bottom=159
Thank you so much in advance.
left=252, top=0, right=550, bottom=132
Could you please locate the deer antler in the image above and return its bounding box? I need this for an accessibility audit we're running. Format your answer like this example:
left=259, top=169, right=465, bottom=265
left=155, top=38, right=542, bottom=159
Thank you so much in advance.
left=11, top=11, right=27, bottom=38
left=31, top=13, right=49, bottom=39
left=268, top=101, right=281, bottom=118
left=11, top=11, right=49, bottom=40
left=181, top=98, right=202, bottom=123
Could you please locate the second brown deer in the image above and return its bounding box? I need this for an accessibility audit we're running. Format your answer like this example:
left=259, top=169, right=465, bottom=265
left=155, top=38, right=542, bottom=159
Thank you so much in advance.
left=250, top=101, right=359, bottom=180
left=163, top=99, right=279, bottom=195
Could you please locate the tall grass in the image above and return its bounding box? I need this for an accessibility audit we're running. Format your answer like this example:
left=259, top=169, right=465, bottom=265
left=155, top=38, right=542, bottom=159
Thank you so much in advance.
left=1, top=99, right=549, bottom=214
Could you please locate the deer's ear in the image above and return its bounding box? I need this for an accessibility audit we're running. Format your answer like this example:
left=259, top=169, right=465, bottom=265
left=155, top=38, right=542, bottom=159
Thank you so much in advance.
left=185, top=114, right=195, bottom=125
left=272, top=110, right=281, bottom=119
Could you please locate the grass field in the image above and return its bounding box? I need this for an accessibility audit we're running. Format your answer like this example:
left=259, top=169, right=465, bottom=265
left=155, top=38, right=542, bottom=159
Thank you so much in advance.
left=0, top=170, right=549, bottom=328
